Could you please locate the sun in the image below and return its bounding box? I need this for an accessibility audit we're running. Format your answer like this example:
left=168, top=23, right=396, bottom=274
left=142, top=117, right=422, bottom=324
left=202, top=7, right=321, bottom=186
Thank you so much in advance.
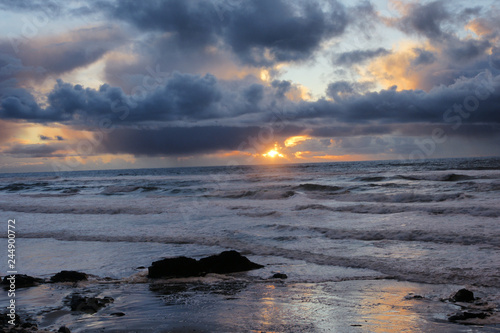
left=262, top=143, right=284, bottom=158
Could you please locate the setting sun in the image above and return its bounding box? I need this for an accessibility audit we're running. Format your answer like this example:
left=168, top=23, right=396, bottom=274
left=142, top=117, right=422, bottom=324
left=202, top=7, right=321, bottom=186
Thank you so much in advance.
left=262, top=144, right=284, bottom=158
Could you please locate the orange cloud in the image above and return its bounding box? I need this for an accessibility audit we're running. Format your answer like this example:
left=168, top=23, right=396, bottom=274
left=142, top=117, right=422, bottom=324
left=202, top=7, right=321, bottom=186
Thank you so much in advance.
left=365, top=42, right=437, bottom=91
left=284, top=135, right=311, bottom=147
left=221, top=150, right=253, bottom=157
left=294, top=150, right=365, bottom=162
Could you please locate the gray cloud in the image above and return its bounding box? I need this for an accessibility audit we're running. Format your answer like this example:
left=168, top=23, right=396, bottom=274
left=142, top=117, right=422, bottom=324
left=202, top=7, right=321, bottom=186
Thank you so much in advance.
left=0, top=0, right=61, bottom=13
left=326, top=80, right=373, bottom=100
left=38, top=134, right=64, bottom=141
left=445, top=38, right=491, bottom=63
left=333, top=48, right=390, bottom=66
left=396, top=1, right=450, bottom=40
left=2, top=69, right=499, bottom=138
left=107, top=0, right=348, bottom=67
left=0, top=25, right=126, bottom=78
left=0, top=0, right=499, bottom=160
left=411, top=48, right=436, bottom=66
left=3, top=143, right=63, bottom=157
left=99, top=125, right=301, bottom=156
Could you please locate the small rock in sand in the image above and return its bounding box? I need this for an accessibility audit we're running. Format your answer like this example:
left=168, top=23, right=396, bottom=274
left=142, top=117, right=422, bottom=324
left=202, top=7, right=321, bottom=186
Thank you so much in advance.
left=452, top=289, right=475, bottom=303
left=271, top=273, right=288, bottom=279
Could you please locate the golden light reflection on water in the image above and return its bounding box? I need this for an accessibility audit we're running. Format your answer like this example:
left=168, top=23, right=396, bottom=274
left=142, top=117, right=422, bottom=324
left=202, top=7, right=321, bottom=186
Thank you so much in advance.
left=256, top=284, right=280, bottom=328
left=356, top=282, right=426, bottom=332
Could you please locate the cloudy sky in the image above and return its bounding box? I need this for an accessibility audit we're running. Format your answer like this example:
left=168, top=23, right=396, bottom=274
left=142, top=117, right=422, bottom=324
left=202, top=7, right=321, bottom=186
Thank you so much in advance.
left=0, top=0, right=499, bottom=172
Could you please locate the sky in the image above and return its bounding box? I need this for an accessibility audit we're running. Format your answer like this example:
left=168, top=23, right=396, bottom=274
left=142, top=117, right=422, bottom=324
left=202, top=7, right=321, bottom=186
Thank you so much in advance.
left=0, top=0, right=499, bottom=173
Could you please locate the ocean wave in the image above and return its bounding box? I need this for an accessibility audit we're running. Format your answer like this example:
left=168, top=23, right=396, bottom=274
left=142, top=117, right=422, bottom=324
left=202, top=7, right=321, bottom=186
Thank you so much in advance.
left=0, top=182, right=50, bottom=192
left=20, top=193, right=78, bottom=198
left=207, top=189, right=296, bottom=200
left=354, top=176, right=387, bottom=182
left=237, top=211, right=280, bottom=218
left=396, top=173, right=477, bottom=182
left=294, top=183, right=344, bottom=192
left=0, top=204, right=164, bottom=215
left=8, top=230, right=499, bottom=287
left=267, top=224, right=500, bottom=247
left=336, top=192, right=469, bottom=203
left=100, top=185, right=159, bottom=195
left=294, top=203, right=500, bottom=217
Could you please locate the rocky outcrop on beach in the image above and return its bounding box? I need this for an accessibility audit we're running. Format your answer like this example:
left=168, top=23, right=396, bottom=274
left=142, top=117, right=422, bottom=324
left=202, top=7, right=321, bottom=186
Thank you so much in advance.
left=446, top=289, right=498, bottom=325
left=1, top=274, right=43, bottom=289
left=451, top=288, right=475, bottom=302
left=50, top=271, right=88, bottom=283
left=148, top=250, right=264, bottom=278
left=198, top=250, right=264, bottom=274
left=0, top=312, right=68, bottom=333
left=148, top=256, right=201, bottom=278
left=68, top=294, right=114, bottom=314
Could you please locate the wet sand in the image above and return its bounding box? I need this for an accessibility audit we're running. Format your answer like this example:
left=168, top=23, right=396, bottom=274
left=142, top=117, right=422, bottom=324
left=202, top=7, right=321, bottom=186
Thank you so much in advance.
left=5, top=275, right=500, bottom=332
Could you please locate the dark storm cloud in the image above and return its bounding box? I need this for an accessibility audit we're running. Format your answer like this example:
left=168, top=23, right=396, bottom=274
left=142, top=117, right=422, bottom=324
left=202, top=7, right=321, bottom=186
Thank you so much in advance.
left=395, top=1, right=449, bottom=40
left=318, top=71, right=500, bottom=124
left=0, top=72, right=265, bottom=123
left=310, top=123, right=500, bottom=139
left=2, top=69, right=500, bottom=131
left=271, top=80, right=292, bottom=98
left=110, top=0, right=221, bottom=49
left=0, top=87, right=47, bottom=121
left=243, top=84, right=264, bottom=105
left=99, top=125, right=300, bottom=156
left=333, top=48, right=390, bottom=66
left=445, top=39, right=491, bottom=63
left=3, top=143, right=63, bottom=157
left=326, top=80, right=373, bottom=99
left=392, top=1, right=492, bottom=65
left=38, top=135, right=64, bottom=141
left=224, top=0, right=348, bottom=65
left=108, top=0, right=349, bottom=66
left=411, top=48, right=436, bottom=66
left=0, top=25, right=126, bottom=78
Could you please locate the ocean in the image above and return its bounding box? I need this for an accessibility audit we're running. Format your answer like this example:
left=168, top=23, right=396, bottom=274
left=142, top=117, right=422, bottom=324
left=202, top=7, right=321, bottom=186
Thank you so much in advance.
left=1, top=157, right=500, bottom=332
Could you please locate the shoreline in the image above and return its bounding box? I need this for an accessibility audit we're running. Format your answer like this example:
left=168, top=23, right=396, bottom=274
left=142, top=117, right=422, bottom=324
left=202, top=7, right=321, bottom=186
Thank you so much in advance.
left=2, top=270, right=500, bottom=332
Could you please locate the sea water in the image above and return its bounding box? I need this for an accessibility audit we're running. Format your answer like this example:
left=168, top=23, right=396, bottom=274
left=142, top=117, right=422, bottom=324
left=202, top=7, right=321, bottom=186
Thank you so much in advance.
left=1, top=157, right=499, bottom=332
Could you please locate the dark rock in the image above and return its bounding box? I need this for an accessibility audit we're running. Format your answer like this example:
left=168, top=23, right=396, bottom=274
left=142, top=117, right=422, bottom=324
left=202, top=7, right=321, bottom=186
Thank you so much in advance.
left=198, top=250, right=264, bottom=274
left=148, top=257, right=201, bottom=278
left=69, top=294, right=114, bottom=313
left=271, top=273, right=288, bottom=279
left=448, top=310, right=489, bottom=322
left=452, top=289, right=475, bottom=302
left=110, top=312, right=125, bottom=317
left=21, top=322, right=37, bottom=329
left=0, top=312, right=21, bottom=326
left=148, top=251, right=264, bottom=279
left=136, top=266, right=146, bottom=269
left=58, top=326, right=71, bottom=333
left=1, top=274, right=43, bottom=288
left=51, top=270, right=88, bottom=283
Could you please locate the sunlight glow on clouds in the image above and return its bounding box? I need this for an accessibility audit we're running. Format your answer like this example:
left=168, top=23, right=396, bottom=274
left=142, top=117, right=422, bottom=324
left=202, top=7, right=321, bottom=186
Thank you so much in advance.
left=0, top=0, right=499, bottom=172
